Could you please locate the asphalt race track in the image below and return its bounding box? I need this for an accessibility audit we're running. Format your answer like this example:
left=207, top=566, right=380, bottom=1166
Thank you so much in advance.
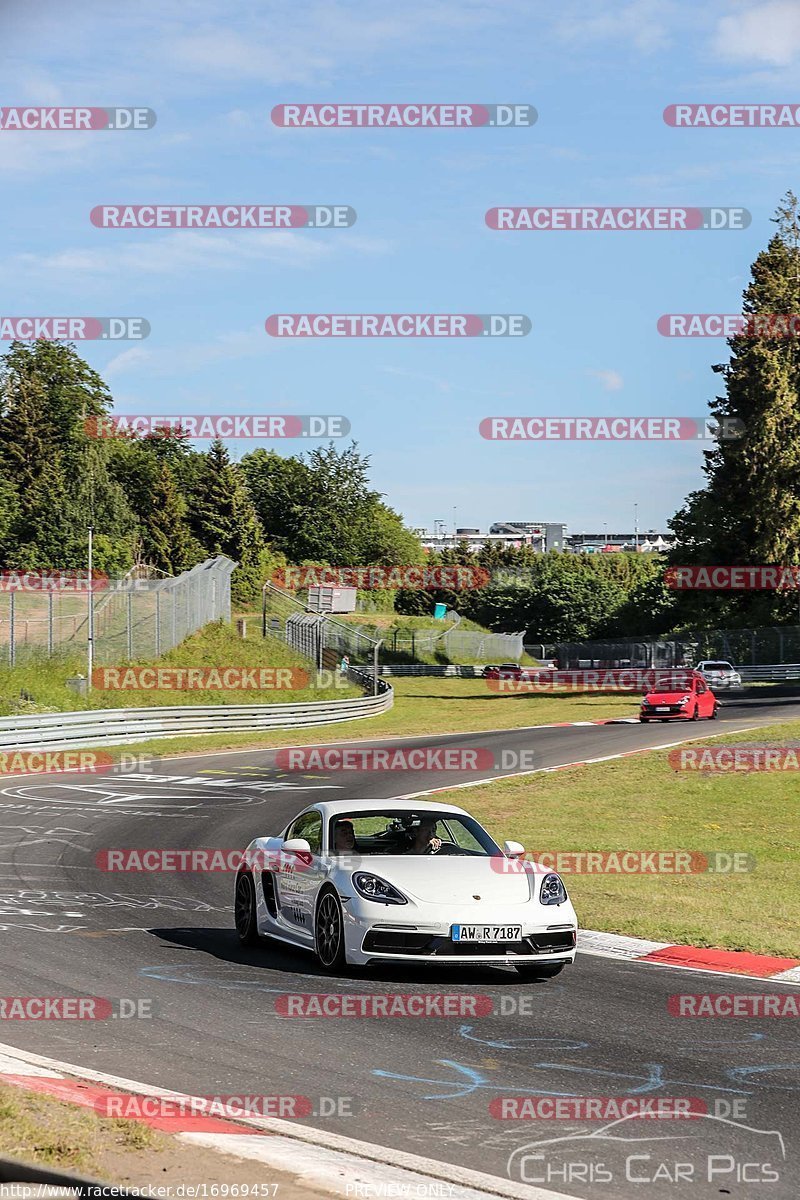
left=1, top=691, right=799, bottom=1199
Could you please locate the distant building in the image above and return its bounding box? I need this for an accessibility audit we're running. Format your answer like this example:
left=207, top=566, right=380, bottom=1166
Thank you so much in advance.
left=415, top=523, right=673, bottom=554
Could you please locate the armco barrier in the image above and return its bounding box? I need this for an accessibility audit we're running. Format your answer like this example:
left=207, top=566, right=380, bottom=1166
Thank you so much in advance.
left=737, top=663, right=800, bottom=681
left=376, top=664, right=488, bottom=677
left=0, top=684, right=393, bottom=752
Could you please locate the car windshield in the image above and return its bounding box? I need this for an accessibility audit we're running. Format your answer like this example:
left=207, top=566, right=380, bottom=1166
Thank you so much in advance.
left=328, top=810, right=501, bottom=857
left=703, top=662, right=732, bottom=671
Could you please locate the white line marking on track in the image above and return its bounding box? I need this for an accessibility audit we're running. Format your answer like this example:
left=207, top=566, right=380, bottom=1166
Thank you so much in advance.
left=0, top=1043, right=577, bottom=1200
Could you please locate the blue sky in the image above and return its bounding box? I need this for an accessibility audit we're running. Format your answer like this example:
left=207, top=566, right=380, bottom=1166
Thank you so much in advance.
left=2, top=0, right=800, bottom=536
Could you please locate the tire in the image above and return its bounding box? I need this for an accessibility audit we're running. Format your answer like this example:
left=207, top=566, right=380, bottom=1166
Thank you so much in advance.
left=515, top=962, right=565, bottom=982
left=314, top=887, right=347, bottom=972
left=639, top=717, right=648, bottom=723
left=711, top=703, right=719, bottom=720
left=234, top=871, right=260, bottom=946
left=691, top=705, right=700, bottom=721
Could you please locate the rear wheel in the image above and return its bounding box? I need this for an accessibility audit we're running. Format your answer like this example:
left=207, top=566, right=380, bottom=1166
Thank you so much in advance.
left=235, top=871, right=259, bottom=945
left=711, top=703, right=719, bottom=720
left=314, top=888, right=347, bottom=972
left=514, top=962, right=565, bottom=982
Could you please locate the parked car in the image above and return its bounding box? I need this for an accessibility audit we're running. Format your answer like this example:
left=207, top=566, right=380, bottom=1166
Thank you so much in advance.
left=695, top=660, right=742, bottom=689
left=640, top=671, right=719, bottom=722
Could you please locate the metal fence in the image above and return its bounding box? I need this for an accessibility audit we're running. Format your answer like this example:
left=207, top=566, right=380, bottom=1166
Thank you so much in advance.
left=262, top=583, right=525, bottom=671
left=551, top=624, right=800, bottom=669
left=0, top=556, right=236, bottom=667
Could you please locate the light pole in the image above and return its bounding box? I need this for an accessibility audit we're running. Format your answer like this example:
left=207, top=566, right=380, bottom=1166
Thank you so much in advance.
left=87, top=525, right=94, bottom=690
left=634, top=504, right=639, bottom=551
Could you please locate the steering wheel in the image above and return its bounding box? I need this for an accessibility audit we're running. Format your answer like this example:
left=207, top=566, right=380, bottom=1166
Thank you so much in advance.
left=424, top=837, right=442, bottom=855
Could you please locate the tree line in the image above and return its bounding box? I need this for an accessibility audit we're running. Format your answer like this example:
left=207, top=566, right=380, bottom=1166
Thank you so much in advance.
left=2, top=193, right=798, bottom=633
left=0, top=341, right=419, bottom=604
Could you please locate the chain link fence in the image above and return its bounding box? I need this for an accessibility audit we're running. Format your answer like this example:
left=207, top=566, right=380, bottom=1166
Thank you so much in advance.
left=551, top=624, right=800, bottom=668
left=0, top=557, right=236, bottom=667
left=262, top=583, right=524, bottom=671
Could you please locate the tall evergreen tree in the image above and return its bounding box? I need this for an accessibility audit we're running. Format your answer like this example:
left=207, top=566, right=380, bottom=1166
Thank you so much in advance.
left=190, top=440, right=270, bottom=602
left=669, top=192, right=800, bottom=624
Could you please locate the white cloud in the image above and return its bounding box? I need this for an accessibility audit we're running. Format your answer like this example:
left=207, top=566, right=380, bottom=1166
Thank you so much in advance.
left=714, top=1, right=800, bottom=64
left=14, top=230, right=354, bottom=277
left=555, top=0, right=672, bottom=52
left=587, top=369, right=624, bottom=392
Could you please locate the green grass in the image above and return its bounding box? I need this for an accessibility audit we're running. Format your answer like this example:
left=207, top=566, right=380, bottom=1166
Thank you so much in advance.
left=0, top=620, right=360, bottom=715
left=428, top=720, right=800, bottom=957
left=73, top=675, right=635, bottom=762
left=0, top=1082, right=160, bottom=1172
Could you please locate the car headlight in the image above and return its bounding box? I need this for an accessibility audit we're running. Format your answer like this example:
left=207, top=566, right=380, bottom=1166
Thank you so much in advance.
left=352, top=872, right=408, bottom=905
left=679, top=695, right=691, bottom=705
left=540, top=872, right=568, bottom=906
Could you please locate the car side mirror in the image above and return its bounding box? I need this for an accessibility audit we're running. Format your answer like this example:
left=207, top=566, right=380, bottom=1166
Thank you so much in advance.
left=283, top=838, right=312, bottom=854
left=504, top=840, right=525, bottom=858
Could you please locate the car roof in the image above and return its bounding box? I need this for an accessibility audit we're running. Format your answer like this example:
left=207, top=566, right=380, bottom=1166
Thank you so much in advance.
left=296, top=797, right=472, bottom=819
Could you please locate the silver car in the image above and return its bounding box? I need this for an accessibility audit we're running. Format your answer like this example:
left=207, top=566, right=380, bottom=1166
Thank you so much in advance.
left=695, top=660, right=742, bottom=688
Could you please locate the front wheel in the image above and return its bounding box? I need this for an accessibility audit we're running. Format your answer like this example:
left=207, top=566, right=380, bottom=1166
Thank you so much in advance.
left=234, top=871, right=260, bottom=945
left=691, top=704, right=700, bottom=721
left=710, top=703, right=719, bottom=720
left=314, top=888, right=347, bottom=972
left=514, top=962, right=565, bottom=982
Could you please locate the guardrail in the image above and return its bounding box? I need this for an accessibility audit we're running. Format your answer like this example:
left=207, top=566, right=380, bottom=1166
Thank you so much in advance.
left=737, top=664, right=800, bottom=681
left=373, top=664, right=488, bottom=677
left=0, top=684, right=394, bottom=752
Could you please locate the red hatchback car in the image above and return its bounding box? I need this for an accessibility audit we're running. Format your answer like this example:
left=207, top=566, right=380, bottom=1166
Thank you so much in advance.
left=640, top=671, right=719, bottom=722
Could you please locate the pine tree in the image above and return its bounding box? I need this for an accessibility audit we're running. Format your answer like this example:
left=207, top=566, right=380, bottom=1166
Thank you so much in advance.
left=143, top=463, right=200, bottom=574
left=190, top=440, right=270, bottom=602
left=669, top=192, right=800, bottom=623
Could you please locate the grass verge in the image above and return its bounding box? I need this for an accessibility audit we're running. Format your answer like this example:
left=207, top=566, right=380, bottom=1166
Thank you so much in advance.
left=427, top=720, right=800, bottom=957
left=0, top=1081, right=327, bottom=1194
left=79, top=676, right=636, bottom=763
left=0, top=621, right=360, bottom=716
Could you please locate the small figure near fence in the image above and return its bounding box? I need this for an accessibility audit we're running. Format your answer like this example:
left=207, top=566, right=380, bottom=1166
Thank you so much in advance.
left=340, top=653, right=350, bottom=676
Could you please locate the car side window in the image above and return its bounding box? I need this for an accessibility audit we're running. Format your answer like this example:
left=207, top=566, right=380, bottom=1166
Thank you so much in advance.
left=697, top=681, right=706, bottom=693
left=285, top=811, right=323, bottom=854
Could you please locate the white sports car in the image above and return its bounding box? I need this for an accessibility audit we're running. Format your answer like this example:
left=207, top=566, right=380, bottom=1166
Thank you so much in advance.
left=233, top=799, right=578, bottom=980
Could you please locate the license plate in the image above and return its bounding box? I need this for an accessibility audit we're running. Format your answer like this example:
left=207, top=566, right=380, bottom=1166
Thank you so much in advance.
left=656, top=706, right=670, bottom=712
left=452, top=924, right=522, bottom=943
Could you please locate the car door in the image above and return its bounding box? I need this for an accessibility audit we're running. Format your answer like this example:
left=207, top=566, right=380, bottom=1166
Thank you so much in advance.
left=274, top=809, right=324, bottom=939
left=695, top=678, right=713, bottom=716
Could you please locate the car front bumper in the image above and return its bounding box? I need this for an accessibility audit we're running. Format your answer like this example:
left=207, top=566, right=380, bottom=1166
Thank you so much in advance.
left=340, top=895, right=578, bottom=966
